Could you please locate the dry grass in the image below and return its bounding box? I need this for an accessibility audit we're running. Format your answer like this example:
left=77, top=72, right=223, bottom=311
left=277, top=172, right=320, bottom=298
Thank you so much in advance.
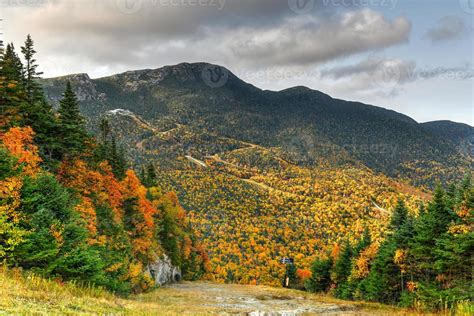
left=1, top=266, right=470, bottom=315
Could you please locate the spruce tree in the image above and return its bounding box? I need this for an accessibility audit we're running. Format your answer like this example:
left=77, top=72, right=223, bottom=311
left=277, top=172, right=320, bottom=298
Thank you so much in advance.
left=411, top=186, right=456, bottom=275
left=390, top=199, right=408, bottom=231
left=332, top=240, right=353, bottom=298
left=360, top=238, right=399, bottom=303
left=1, top=44, right=24, bottom=83
left=21, top=34, right=43, bottom=104
left=143, top=162, right=157, bottom=187
left=361, top=201, right=412, bottom=303
left=355, top=227, right=371, bottom=254
left=0, top=44, right=27, bottom=130
left=109, top=137, right=127, bottom=179
left=305, top=257, right=333, bottom=292
left=58, top=81, right=88, bottom=157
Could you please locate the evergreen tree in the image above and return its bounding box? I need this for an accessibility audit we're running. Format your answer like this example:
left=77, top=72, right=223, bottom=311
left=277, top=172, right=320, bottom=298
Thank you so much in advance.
left=360, top=200, right=412, bottom=303
left=14, top=174, right=105, bottom=285
left=95, top=118, right=111, bottom=162
left=1, top=38, right=59, bottom=162
left=21, top=35, right=43, bottom=104
left=332, top=240, right=353, bottom=298
left=0, top=44, right=26, bottom=129
left=1, top=44, right=24, bottom=82
left=390, top=199, right=408, bottom=231
left=355, top=227, right=371, bottom=254
left=305, top=257, right=333, bottom=292
left=142, top=163, right=157, bottom=187
left=411, top=186, right=456, bottom=275
left=360, top=238, right=399, bottom=303
left=109, top=137, right=127, bottom=179
left=57, top=81, right=89, bottom=157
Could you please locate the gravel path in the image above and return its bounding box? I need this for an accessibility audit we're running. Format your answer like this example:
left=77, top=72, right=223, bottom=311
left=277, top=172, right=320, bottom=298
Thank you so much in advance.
left=161, top=282, right=358, bottom=315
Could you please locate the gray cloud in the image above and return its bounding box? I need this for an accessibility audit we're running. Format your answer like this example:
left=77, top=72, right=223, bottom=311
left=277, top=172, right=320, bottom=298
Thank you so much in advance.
left=229, top=10, right=410, bottom=67
left=425, top=16, right=466, bottom=42
left=323, top=58, right=473, bottom=82
left=321, top=57, right=473, bottom=98
left=3, top=1, right=410, bottom=76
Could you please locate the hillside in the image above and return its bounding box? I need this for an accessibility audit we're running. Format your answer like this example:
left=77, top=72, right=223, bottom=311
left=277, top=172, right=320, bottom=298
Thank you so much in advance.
left=42, top=63, right=473, bottom=185
left=422, top=120, right=473, bottom=155
left=40, top=62, right=473, bottom=284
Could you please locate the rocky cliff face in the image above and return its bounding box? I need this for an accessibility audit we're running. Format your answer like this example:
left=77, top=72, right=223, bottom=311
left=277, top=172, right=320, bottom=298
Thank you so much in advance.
left=147, top=255, right=182, bottom=286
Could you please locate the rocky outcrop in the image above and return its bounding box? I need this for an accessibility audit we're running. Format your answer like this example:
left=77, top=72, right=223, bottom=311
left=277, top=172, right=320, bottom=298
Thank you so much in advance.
left=147, top=255, right=182, bottom=286
left=42, top=73, right=105, bottom=105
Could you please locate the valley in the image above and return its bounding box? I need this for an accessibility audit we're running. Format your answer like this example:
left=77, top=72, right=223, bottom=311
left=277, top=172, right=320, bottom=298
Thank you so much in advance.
left=1, top=3, right=473, bottom=313
left=40, top=63, right=472, bottom=285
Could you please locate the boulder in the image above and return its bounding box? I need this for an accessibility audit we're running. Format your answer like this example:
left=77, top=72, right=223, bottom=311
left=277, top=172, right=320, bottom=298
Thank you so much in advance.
left=147, top=255, right=181, bottom=286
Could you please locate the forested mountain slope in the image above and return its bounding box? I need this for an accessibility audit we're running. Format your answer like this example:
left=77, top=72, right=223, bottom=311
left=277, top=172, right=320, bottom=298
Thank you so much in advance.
left=42, top=63, right=472, bottom=186
left=40, top=63, right=472, bottom=285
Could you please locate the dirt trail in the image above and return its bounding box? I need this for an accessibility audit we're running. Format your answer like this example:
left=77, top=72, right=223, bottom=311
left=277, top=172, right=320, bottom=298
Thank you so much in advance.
left=159, top=281, right=357, bottom=315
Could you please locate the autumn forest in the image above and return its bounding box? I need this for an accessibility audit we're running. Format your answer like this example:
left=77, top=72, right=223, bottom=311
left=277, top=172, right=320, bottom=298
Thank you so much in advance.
left=0, top=34, right=473, bottom=314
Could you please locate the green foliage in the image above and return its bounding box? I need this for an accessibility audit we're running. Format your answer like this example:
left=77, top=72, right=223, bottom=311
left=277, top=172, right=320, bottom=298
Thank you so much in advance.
left=355, top=227, right=371, bottom=254
left=57, top=81, right=89, bottom=157
left=332, top=241, right=353, bottom=299
left=1, top=35, right=208, bottom=297
left=359, top=238, right=399, bottom=303
left=20, top=35, right=43, bottom=105
left=95, top=124, right=128, bottom=179
left=305, top=257, right=332, bottom=293
left=0, top=147, right=19, bottom=180
left=0, top=213, right=28, bottom=259
left=307, top=177, right=473, bottom=311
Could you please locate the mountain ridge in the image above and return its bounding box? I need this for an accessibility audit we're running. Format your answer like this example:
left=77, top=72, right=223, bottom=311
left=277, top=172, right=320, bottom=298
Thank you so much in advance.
left=38, top=62, right=473, bottom=285
left=41, top=62, right=473, bottom=186
left=44, top=63, right=472, bottom=128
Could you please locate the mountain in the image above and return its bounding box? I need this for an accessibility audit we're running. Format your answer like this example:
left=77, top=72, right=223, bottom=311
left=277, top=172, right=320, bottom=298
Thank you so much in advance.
left=42, top=62, right=472, bottom=185
left=422, top=120, right=473, bottom=155
left=41, top=63, right=472, bottom=284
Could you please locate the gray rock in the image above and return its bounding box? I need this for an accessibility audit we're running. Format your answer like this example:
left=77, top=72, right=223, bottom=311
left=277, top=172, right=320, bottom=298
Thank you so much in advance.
left=147, top=255, right=181, bottom=286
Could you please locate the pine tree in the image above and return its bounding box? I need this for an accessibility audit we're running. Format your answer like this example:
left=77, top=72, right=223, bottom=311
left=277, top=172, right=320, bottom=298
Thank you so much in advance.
left=332, top=240, right=353, bottom=298
left=143, top=162, right=157, bottom=187
left=355, top=227, right=371, bottom=254
left=411, top=186, right=456, bottom=275
left=109, top=137, right=127, bottom=179
left=1, top=37, right=60, bottom=162
left=0, top=43, right=26, bottom=129
left=360, top=238, right=399, bottom=303
left=390, top=199, right=408, bottom=231
left=57, top=81, right=89, bottom=157
left=360, top=200, right=413, bottom=304
left=305, top=257, right=333, bottom=292
left=21, top=35, right=43, bottom=104
left=1, top=44, right=24, bottom=83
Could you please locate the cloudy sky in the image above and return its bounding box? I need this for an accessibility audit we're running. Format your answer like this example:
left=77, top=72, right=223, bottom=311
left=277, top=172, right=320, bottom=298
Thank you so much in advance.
left=2, top=0, right=473, bottom=124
